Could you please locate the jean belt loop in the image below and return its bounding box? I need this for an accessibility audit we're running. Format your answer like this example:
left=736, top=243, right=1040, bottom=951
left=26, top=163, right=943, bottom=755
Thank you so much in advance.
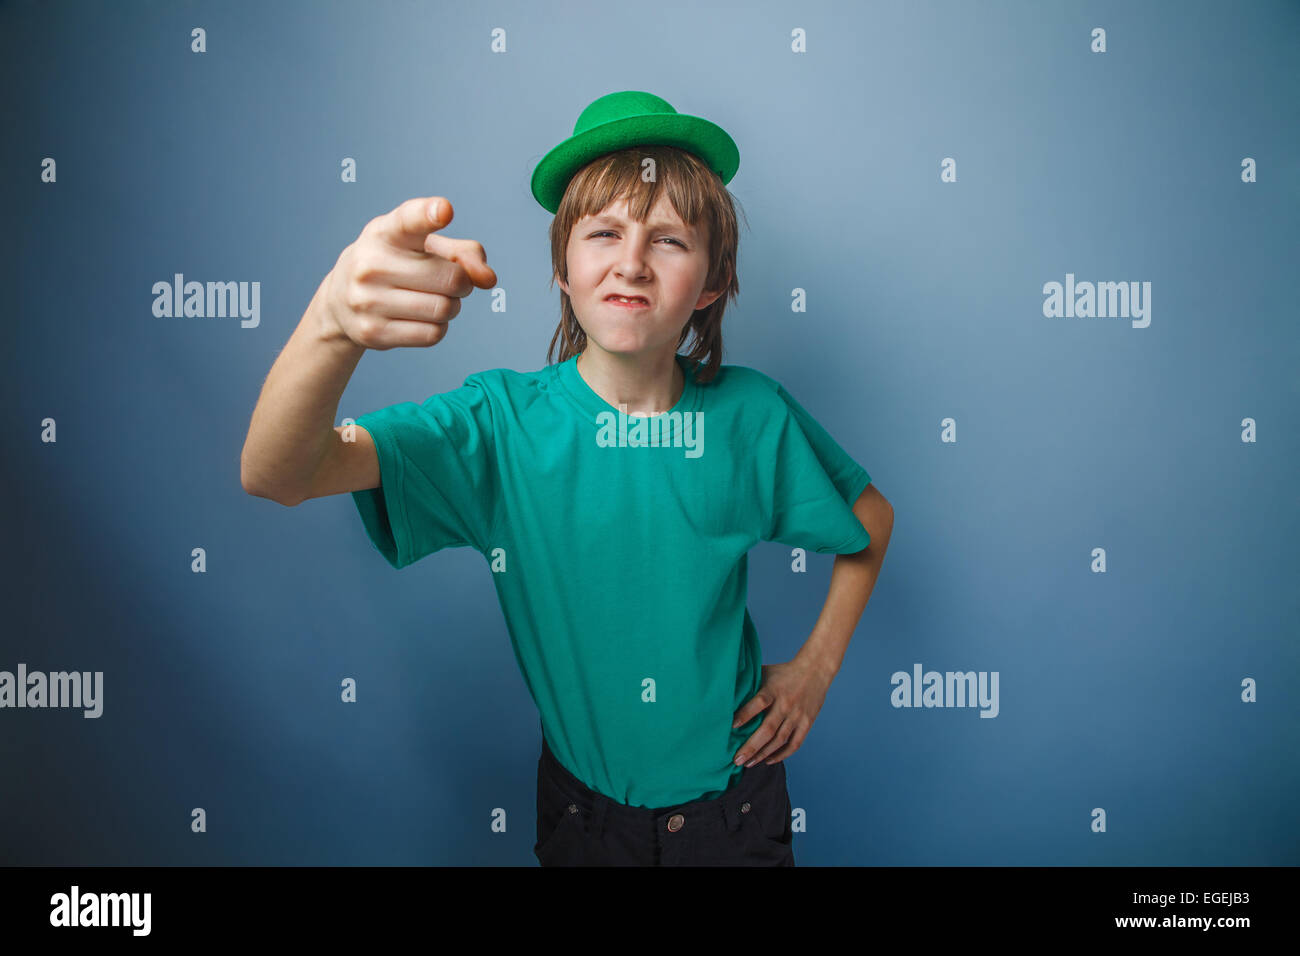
left=722, top=793, right=743, bottom=833
left=591, top=796, right=608, bottom=841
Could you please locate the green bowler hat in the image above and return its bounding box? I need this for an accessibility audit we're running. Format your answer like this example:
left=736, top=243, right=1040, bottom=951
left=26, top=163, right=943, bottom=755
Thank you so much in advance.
left=530, top=90, right=740, bottom=214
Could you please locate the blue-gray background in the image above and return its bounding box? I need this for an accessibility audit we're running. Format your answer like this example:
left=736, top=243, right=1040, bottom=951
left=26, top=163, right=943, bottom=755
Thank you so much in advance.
left=2, top=0, right=1296, bottom=866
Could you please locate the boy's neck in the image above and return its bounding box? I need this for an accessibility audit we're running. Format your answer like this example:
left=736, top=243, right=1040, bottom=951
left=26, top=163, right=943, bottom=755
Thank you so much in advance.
left=576, top=347, right=684, bottom=417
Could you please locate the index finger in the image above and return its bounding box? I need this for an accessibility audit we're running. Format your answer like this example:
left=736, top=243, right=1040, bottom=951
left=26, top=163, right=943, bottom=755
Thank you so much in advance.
left=380, top=196, right=453, bottom=251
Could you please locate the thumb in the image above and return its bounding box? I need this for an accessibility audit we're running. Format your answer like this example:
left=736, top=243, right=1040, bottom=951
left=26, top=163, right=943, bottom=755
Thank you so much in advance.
left=460, top=245, right=498, bottom=290
left=429, top=234, right=498, bottom=290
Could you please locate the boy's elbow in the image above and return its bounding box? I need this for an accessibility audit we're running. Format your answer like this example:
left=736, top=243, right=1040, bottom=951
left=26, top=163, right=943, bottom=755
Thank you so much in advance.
left=241, top=464, right=302, bottom=507
left=243, top=482, right=300, bottom=507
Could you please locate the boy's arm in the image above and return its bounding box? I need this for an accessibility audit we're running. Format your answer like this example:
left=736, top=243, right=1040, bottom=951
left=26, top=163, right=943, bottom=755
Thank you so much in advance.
left=729, top=484, right=892, bottom=767
left=794, top=483, right=894, bottom=681
left=240, top=277, right=370, bottom=506
left=241, top=196, right=496, bottom=507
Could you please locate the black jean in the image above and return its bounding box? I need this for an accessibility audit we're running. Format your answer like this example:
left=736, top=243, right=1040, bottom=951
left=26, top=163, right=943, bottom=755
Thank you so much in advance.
left=533, top=735, right=795, bottom=866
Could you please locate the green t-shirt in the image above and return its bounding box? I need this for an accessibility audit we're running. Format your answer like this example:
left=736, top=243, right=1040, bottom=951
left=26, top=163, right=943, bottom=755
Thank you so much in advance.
left=351, top=351, right=872, bottom=808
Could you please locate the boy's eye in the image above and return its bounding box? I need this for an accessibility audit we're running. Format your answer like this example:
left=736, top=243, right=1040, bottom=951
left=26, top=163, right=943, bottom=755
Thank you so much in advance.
left=590, top=230, right=685, bottom=247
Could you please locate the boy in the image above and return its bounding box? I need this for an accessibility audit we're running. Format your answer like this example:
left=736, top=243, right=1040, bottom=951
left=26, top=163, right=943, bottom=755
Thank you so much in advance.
left=241, top=91, right=894, bottom=866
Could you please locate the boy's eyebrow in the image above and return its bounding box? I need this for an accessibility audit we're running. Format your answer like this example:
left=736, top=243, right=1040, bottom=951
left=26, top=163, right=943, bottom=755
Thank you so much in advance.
left=588, top=213, right=694, bottom=235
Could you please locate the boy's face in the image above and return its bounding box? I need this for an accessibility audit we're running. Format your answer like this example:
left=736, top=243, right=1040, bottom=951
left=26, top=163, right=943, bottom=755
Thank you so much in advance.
left=559, top=194, right=722, bottom=360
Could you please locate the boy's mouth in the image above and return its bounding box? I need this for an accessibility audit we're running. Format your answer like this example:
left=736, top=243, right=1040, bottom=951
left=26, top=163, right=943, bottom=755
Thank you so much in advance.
left=605, top=294, right=651, bottom=308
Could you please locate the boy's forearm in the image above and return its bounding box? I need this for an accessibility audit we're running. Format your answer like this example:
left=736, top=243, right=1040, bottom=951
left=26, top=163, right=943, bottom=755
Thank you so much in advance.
left=240, top=276, right=366, bottom=503
left=795, top=489, right=894, bottom=680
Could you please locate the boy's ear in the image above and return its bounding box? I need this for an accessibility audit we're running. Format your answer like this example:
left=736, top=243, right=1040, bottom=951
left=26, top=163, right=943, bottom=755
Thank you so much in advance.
left=696, top=287, right=724, bottom=310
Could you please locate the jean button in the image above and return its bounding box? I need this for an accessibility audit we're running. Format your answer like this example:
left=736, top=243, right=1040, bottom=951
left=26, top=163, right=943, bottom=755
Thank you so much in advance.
left=667, top=813, right=685, bottom=832
left=740, top=802, right=751, bottom=813
left=566, top=803, right=578, bottom=814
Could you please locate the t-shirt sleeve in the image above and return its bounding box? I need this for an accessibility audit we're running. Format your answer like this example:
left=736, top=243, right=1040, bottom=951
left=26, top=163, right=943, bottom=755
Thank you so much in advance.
left=763, top=382, right=872, bottom=554
left=350, top=374, right=500, bottom=568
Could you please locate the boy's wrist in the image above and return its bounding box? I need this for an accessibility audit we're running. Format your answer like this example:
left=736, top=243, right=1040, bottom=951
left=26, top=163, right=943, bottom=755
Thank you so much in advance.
left=796, top=647, right=840, bottom=683
left=308, top=272, right=364, bottom=356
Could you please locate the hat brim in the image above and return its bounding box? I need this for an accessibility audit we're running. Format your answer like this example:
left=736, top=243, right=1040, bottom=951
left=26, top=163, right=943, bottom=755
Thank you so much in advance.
left=530, top=113, right=739, bottom=214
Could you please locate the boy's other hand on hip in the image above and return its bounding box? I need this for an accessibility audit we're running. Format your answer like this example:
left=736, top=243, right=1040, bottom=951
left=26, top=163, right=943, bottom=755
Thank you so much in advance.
left=730, top=657, right=834, bottom=767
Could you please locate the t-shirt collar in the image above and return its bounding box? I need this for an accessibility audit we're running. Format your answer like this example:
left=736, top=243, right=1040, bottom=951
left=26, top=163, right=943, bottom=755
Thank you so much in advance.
left=555, top=351, right=700, bottom=423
